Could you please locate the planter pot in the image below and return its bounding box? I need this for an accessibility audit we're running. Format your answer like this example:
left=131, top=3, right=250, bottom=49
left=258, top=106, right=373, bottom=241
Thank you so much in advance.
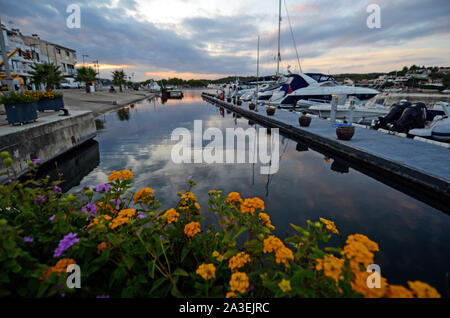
left=336, top=126, right=355, bottom=141
left=299, top=115, right=312, bottom=127
left=37, top=96, right=64, bottom=112
left=236, top=100, right=242, bottom=106
left=266, top=108, right=276, bottom=116
left=249, top=103, right=256, bottom=110
left=227, top=97, right=232, bottom=103
left=4, top=102, right=38, bottom=125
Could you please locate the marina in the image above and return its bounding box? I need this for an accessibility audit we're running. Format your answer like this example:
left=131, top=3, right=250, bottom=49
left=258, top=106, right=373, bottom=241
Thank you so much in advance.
left=52, top=91, right=449, bottom=295
left=1, top=0, right=449, bottom=303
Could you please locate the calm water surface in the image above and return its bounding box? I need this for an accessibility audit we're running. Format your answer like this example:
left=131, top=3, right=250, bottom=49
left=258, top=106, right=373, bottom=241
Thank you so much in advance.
left=64, top=91, right=449, bottom=295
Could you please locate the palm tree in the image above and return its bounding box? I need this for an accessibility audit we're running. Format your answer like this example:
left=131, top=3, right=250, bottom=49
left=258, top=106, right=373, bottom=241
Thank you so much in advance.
left=112, top=70, right=126, bottom=92
left=29, top=62, right=64, bottom=91
left=75, top=66, right=98, bottom=93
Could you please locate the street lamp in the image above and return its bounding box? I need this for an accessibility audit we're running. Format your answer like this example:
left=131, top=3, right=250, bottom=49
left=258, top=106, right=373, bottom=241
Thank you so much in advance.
left=82, top=54, right=89, bottom=66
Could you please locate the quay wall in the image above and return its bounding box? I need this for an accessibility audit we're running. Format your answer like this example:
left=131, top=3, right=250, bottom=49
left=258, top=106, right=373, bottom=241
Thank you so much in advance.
left=0, top=111, right=96, bottom=181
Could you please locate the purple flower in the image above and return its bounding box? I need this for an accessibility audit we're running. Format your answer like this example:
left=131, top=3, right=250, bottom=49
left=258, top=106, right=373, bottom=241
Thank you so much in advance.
left=187, top=176, right=193, bottom=181
left=54, top=233, right=80, bottom=258
left=53, top=185, right=62, bottom=193
left=137, top=213, right=146, bottom=219
left=24, top=237, right=34, bottom=243
left=49, top=215, right=55, bottom=222
left=246, top=285, right=255, bottom=293
left=81, top=202, right=98, bottom=217
left=96, top=295, right=110, bottom=298
left=82, top=185, right=91, bottom=190
left=94, top=184, right=112, bottom=192
left=32, top=158, right=41, bottom=165
left=34, top=195, right=45, bottom=204
left=110, top=199, right=120, bottom=209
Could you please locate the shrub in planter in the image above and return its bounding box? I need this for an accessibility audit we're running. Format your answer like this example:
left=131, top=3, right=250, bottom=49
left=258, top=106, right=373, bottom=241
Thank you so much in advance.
left=249, top=103, right=256, bottom=110
left=0, top=153, right=441, bottom=298
left=0, top=92, right=39, bottom=125
left=227, top=97, right=232, bottom=103
left=35, top=91, right=64, bottom=112
left=236, top=100, right=242, bottom=106
left=266, top=106, right=276, bottom=116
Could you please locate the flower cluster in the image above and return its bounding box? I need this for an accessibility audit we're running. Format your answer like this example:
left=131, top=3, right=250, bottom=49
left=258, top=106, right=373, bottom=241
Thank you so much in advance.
left=224, top=192, right=243, bottom=205
left=240, top=197, right=265, bottom=215
left=184, top=221, right=201, bottom=238
left=53, top=233, right=79, bottom=258
left=164, top=208, right=180, bottom=224
left=109, top=209, right=136, bottom=229
left=228, top=252, right=251, bottom=272
left=278, top=279, right=292, bottom=292
left=196, top=263, right=216, bottom=280
left=133, top=187, right=154, bottom=203
left=81, top=202, right=98, bottom=218
left=263, top=236, right=294, bottom=267
left=41, top=258, right=76, bottom=281
left=315, top=254, right=345, bottom=286
left=229, top=272, right=250, bottom=294
left=258, top=213, right=275, bottom=230
left=319, top=218, right=339, bottom=235
left=108, top=170, right=134, bottom=182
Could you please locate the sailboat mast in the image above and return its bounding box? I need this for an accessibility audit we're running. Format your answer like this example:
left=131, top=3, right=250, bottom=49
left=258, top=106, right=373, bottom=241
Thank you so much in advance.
left=277, top=0, right=281, bottom=76
left=256, top=35, right=260, bottom=104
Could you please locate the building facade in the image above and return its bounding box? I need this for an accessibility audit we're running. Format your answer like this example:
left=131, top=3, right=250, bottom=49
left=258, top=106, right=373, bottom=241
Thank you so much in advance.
left=1, top=25, right=77, bottom=87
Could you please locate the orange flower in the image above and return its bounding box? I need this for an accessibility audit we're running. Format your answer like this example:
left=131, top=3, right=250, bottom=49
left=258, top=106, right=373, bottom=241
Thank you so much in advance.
left=184, top=221, right=201, bottom=238
left=133, top=187, right=154, bottom=203
left=224, top=192, right=243, bottom=205
left=241, top=197, right=265, bottom=215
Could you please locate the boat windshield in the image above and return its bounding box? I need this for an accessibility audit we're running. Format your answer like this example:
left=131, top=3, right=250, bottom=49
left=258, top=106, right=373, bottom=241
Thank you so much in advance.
left=305, top=73, right=339, bottom=85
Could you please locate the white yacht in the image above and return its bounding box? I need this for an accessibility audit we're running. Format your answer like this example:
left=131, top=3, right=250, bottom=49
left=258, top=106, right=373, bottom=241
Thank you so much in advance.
left=265, top=73, right=379, bottom=107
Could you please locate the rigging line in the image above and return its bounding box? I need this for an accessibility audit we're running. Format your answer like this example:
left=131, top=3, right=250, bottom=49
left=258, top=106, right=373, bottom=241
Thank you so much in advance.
left=283, top=0, right=302, bottom=73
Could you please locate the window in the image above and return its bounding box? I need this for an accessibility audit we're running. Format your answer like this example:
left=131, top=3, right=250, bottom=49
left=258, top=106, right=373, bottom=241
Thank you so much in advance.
left=56, top=48, right=61, bottom=54
left=66, top=51, right=70, bottom=58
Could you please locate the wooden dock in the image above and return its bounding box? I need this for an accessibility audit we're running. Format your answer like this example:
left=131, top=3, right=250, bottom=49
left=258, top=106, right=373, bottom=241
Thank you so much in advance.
left=202, top=93, right=450, bottom=212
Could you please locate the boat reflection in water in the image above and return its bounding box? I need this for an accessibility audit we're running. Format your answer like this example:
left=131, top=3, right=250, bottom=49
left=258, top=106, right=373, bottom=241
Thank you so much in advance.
left=35, top=139, right=100, bottom=192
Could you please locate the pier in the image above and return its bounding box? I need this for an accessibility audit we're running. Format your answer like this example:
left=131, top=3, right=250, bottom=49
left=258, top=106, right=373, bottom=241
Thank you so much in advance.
left=201, top=93, right=450, bottom=206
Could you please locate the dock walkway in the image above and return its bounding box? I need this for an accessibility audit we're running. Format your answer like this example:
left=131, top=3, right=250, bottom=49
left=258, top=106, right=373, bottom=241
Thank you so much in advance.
left=202, top=93, right=450, bottom=201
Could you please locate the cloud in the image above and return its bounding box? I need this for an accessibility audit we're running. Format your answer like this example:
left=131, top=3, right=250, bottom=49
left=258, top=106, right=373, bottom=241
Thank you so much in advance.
left=0, top=0, right=449, bottom=80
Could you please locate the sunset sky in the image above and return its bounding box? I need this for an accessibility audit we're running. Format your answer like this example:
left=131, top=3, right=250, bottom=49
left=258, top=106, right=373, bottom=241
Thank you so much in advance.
left=1, top=0, right=449, bottom=80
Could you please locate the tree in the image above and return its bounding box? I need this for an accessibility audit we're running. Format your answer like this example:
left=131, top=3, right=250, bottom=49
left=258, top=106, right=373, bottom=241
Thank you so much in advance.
left=112, top=70, right=126, bottom=92
left=29, top=62, right=64, bottom=91
left=75, top=66, right=97, bottom=93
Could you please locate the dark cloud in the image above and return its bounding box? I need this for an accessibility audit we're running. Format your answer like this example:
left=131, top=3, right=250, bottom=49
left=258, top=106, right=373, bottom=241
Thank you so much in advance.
left=0, top=0, right=448, bottom=79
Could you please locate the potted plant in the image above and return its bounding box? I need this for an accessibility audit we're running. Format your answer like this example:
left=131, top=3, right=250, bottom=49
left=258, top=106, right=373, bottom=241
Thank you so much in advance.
left=266, top=106, right=276, bottom=116
left=335, top=124, right=355, bottom=141
left=0, top=92, right=39, bottom=125
left=299, top=111, right=312, bottom=127
left=37, top=90, right=64, bottom=112
left=227, top=97, right=232, bottom=103
left=236, top=99, right=242, bottom=106
left=249, top=103, right=256, bottom=110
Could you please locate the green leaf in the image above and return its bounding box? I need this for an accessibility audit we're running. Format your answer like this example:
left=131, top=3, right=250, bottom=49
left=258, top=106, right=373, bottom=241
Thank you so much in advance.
left=173, top=268, right=189, bottom=277
left=148, top=277, right=167, bottom=295
left=148, top=260, right=156, bottom=279
left=233, top=226, right=248, bottom=240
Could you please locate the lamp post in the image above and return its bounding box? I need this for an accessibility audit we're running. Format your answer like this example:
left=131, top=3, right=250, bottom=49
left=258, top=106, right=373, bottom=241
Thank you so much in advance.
left=82, top=54, right=89, bottom=66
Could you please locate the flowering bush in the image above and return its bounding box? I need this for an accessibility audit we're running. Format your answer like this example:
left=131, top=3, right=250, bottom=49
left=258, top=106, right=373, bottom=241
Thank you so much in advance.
left=0, top=152, right=441, bottom=298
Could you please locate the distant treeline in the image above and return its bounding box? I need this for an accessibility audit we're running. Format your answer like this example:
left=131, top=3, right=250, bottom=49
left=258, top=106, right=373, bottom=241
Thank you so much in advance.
left=134, top=65, right=449, bottom=88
